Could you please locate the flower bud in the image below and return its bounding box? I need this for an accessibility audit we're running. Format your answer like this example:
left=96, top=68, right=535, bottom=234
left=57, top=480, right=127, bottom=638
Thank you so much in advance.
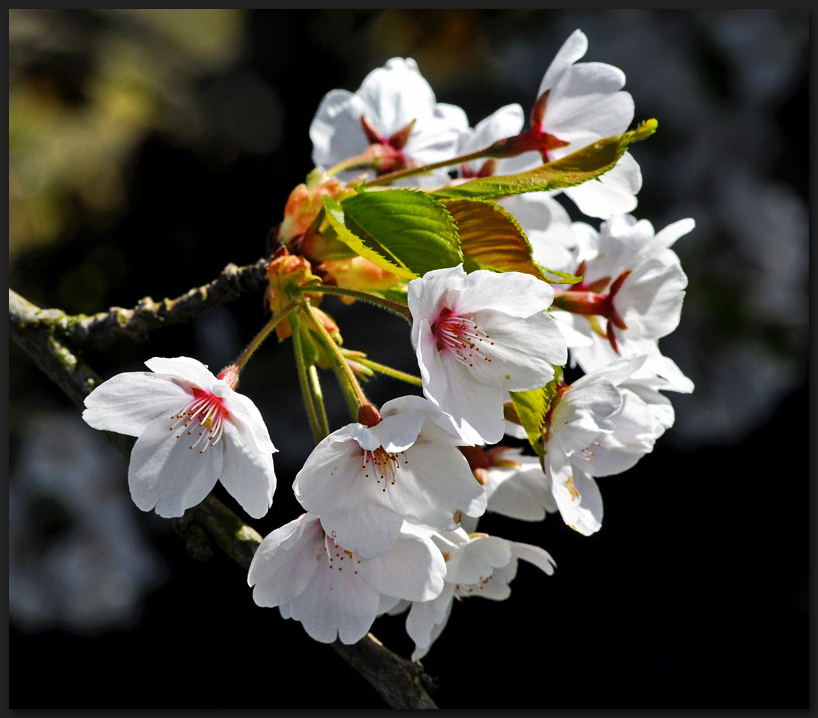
left=318, top=256, right=403, bottom=302
left=265, top=249, right=321, bottom=341
left=279, top=171, right=345, bottom=246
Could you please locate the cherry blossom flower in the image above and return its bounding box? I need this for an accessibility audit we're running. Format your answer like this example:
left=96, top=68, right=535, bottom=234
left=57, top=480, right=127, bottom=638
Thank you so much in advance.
left=452, top=30, right=639, bottom=219
left=309, top=57, right=467, bottom=185
left=500, top=29, right=641, bottom=219
left=408, top=264, right=567, bottom=445
left=82, top=357, right=277, bottom=519
left=248, top=513, right=446, bottom=645
left=500, top=356, right=675, bottom=535
left=389, top=528, right=555, bottom=662
left=552, top=214, right=696, bottom=393
left=293, top=395, right=486, bottom=559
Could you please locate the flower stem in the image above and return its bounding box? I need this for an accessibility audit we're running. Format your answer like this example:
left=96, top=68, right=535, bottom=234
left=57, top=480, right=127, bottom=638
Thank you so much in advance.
left=340, top=350, right=423, bottom=387
left=366, top=148, right=491, bottom=187
left=308, top=363, right=331, bottom=438
left=290, top=313, right=325, bottom=443
left=302, top=300, right=369, bottom=418
left=226, top=298, right=300, bottom=386
left=297, top=284, right=412, bottom=323
left=325, top=153, right=372, bottom=178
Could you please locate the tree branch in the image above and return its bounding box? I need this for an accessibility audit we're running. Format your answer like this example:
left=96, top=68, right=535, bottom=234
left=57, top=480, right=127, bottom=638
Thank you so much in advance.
left=9, top=286, right=439, bottom=709
left=11, top=258, right=269, bottom=347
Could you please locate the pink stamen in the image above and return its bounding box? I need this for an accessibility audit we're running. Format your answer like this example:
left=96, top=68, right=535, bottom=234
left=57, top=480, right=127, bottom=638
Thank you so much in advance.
left=169, top=387, right=229, bottom=454
left=431, top=308, right=494, bottom=368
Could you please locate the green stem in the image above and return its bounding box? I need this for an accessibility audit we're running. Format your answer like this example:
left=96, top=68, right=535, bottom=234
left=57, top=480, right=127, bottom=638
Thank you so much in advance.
left=366, top=147, right=494, bottom=187
left=298, top=284, right=412, bottom=323
left=308, top=363, right=331, bottom=438
left=302, top=301, right=369, bottom=418
left=229, top=298, right=300, bottom=379
left=341, top=350, right=423, bottom=387
left=325, top=153, right=373, bottom=178
left=290, top=313, right=324, bottom=443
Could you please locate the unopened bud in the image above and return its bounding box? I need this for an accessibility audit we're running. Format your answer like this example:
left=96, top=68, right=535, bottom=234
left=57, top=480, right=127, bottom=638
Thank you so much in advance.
left=279, top=174, right=345, bottom=246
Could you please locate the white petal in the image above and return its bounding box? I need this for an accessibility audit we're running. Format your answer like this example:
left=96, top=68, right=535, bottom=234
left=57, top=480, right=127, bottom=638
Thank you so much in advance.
left=548, top=453, right=603, bottom=536
left=406, top=586, right=455, bottom=662
left=293, top=430, right=364, bottom=517
left=407, top=265, right=469, bottom=328
left=128, top=412, right=223, bottom=518
left=654, top=218, right=696, bottom=249
left=223, top=390, right=277, bottom=455
left=364, top=532, right=446, bottom=602
left=549, top=376, right=622, bottom=452
left=309, top=89, right=367, bottom=168
left=358, top=58, right=436, bottom=136
left=349, top=410, right=424, bottom=453
left=398, top=436, right=487, bottom=525
left=553, top=310, right=595, bottom=349
left=426, top=360, right=507, bottom=445
left=319, top=493, right=404, bottom=560
left=563, top=153, right=642, bottom=219
left=643, top=352, right=695, bottom=394
left=452, top=269, right=554, bottom=318
left=445, top=535, right=512, bottom=585
left=508, top=541, right=556, bottom=576
left=545, top=64, right=632, bottom=142
left=619, top=253, right=687, bottom=339
left=458, top=104, right=525, bottom=158
left=484, top=458, right=556, bottom=521
left=82, top=372, right=188, bottom=437
left=465, top=309, right=565, bottom=391
left=219, top=422, right=276, bottom=519
left=380, top=395, right=468, bottom=445
left=289, top=557, right=382, bottom=645
left=143, top=356, right=216, bottom=387
left=248, top=515, right=321, bottom=606
left=538, top=29, right=588, bottom=97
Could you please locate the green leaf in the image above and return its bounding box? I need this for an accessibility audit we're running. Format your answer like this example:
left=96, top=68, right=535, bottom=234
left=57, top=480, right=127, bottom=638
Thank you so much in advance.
left=324, top=189, right=463, bottom=279
left=442, top=199, right=546, bottom=280
left=508, top=366, right=564, bottom=457
left=322, top=196, right=416, bottom=279
left=537, top=266, right=584, bottom=285
left=431, top=119, right=657, bottom=201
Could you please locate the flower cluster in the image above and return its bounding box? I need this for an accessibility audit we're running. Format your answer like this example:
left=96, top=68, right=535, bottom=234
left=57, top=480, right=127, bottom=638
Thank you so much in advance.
left=82, top=29, right=693, bottom=664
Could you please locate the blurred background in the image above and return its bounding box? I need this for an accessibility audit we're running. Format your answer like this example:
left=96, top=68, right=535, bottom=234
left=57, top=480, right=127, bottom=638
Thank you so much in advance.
left=9, top=9, right=808, bottom=709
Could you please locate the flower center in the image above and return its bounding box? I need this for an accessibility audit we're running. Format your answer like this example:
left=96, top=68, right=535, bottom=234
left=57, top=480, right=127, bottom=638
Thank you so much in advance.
left=169, top=387, right=229, bottom=454
left=360, top=447, right=407, bottom=492
left=359, top=115, right=417, bottom=175
left=321, top=532, right=361, bottom=575
left=431, top=308, right=494, bottom=368
left=454, top=573, right=496, bottom=598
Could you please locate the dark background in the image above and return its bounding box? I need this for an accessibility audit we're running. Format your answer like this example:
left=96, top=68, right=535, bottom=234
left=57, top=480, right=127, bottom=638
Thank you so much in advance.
left=9, top=9, right=809, bottom=708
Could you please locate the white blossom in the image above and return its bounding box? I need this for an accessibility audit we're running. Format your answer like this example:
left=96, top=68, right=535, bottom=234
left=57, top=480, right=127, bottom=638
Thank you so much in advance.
left=309, top=57, right=467, bottom=185
left=396, top=528, right=555, bottom=662
left=293, top=396, right=486, bottom=559
left=501, top=29, right=641, bottom=218
left=248, top=514, right=446, bottom=645
left=534, top=356, right=675, bottom=534
left=553, top=214, right=696, bottom=393
left=408, top=264, right=567, bottom=445
left=82, top=357, right=277, bottom=519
